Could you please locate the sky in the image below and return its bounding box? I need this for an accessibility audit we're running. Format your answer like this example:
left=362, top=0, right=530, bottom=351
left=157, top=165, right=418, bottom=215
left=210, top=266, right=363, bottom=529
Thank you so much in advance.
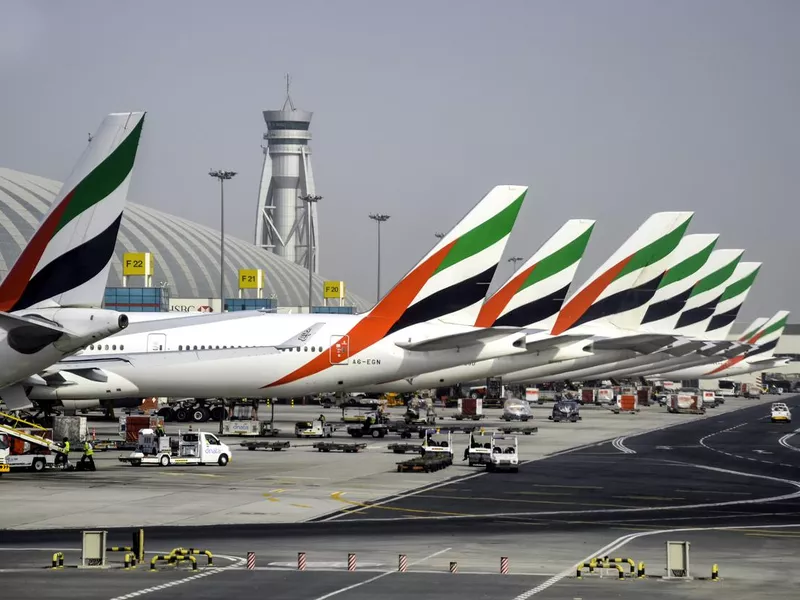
left=1, top=0, right=798, bottom=319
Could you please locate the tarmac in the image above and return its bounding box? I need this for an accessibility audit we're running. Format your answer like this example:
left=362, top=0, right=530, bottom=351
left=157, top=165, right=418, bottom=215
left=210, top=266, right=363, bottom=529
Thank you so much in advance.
left=1, top=395, right=798, bottom=599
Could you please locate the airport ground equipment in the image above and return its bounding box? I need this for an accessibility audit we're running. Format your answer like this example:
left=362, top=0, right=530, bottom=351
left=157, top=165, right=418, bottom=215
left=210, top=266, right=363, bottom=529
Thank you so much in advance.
left=497, top=425, right=538, bottom=435
left=502, top=397, right=532, bottom=421
left=771, top=402, right=792, bottom=423
left=347, top=421, right=389, bottom=438
left=388, top=442, right=423, bottom=454
left=341, top=405, right=385, bottom=424
left=0, top=413, right=71, bottom=471
left=666, top=389, right=706, bottom=414
left=313, top=441, right=367, bottom=453
left=120, top=429, right=232, bottom=466
left=611, top=389, right=640, bottom=414
left=240, top=440, right=291, bottom=451
left=294, top=420, right=334, bottom=438
left=453, top=398, right=484, bottom=421
left=487, top=435, right=519, bottom=472
left=222, top=419, right=281, bottom=436
left=550, top=399, right=581, bottom=422
left=466, top=430, right=494, bottom=466
left=396, top=453, right=452, bottom=472
left=404, top=398, right=437, bottom=426
left=421, top=430, right=454, bottom=463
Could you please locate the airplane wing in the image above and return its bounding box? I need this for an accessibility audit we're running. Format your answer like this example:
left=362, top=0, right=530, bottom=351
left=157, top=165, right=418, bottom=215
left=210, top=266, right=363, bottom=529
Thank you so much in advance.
left=0, top=312, right=72, bottom=336
left=524, top=334, right=590, bottom=353
left=274, top=323, right=326, bottom=350
left=589, top=334, right=680, bottom=354
left=395, top=328, right=524, bottom=352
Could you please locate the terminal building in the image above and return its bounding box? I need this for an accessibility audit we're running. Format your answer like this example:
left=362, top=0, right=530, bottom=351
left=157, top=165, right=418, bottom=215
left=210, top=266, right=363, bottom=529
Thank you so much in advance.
left=0, top=167, right=370, bottom=314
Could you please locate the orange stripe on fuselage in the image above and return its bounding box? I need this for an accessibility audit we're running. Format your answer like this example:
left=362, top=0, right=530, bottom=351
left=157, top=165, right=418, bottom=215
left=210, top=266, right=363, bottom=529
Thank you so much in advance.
left=706, top=355, right=744, bottom=376
left=263, top=240, right=457, bottom=388
left=549, top=256, right=633, bottom=335
left=0, top=192, right=72, bottom=311
left=473, top=263, right=537, bottom=328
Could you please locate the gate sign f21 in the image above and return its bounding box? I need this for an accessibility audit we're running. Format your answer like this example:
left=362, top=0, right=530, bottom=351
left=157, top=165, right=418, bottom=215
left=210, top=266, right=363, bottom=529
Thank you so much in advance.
left=238, top=269, right=264, bottom=290
left=123, top=252, right=153, bottom=276
left=323, top=280, right=345, bottom=299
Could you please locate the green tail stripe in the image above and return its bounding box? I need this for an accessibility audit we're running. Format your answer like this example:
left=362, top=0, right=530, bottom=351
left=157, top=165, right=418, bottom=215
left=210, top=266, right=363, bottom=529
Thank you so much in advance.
left=760, top=316, right=788, bottom=339
left=658, top=240, right=716, bottom=289
left=56, top=117, right=144, bottom=234
left=614, top=219, right=691, bottom=282
left=434, top=191, right=526, bottom=275
left=720, top=266, right=761, bottom=302
left=519, top=224, right=594, bottom=292
left=742, top=323, right=764, bottom=340
left=690, top=256, right=741, bottom=298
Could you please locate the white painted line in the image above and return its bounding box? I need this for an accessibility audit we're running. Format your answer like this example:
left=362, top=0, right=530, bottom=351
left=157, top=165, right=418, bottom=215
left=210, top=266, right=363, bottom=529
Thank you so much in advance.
left=612, top=436, right=636, bottom=454
left=511, top=522, right=800, bottom=598
left=310, top=547, right=450, bottom=600
left=779, top=429, right=800, bottom=452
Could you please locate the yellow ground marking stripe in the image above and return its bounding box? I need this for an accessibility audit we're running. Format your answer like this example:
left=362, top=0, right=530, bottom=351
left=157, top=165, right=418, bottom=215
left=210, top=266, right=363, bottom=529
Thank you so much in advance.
left=291, top=503, right=312, bottom=509
left=421, top=494, right=632, bottom=509
left=329, top=491, right=470, bottom=516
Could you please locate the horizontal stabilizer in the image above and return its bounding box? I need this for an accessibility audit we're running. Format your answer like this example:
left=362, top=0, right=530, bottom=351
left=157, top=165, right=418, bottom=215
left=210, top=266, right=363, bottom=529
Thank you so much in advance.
left=525, top=334, right=589, bottom=353
left=0, top=383, right=32, bottom=411
left=395, top=328, right=524, bottom=352
left=275, top=323, right=326, bottom=350
left=0, top=311, right=72, bottom=336
left=590, top=334, right=678, bottom=354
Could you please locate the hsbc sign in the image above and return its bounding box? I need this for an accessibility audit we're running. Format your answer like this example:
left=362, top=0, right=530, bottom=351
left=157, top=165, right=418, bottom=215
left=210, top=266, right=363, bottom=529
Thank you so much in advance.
left=169, top=298, right=220, bottom=313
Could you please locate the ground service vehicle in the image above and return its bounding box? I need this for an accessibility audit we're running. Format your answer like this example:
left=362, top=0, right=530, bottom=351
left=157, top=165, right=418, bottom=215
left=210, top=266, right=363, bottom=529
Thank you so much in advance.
left=502, top=397, right=532, bottom=421
left=123, top=429, right=231, bottom=466
left=421, top=430, right=454, bottom=462
left=294, top=420, right=334, bottom=438
left=550, top=399, right=581, bottom=422
left=0, top=439, right=10, bottom=474
left=466, top=431, right=494, bottom=466
left=771, top=402, right=792, bottom=423
left=488, top=435, right=519, bottom=472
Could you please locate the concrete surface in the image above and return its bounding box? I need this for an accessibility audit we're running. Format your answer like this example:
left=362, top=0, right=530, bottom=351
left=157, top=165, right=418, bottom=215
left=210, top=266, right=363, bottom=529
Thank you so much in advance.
left=0, top=398, right=773, bottom=530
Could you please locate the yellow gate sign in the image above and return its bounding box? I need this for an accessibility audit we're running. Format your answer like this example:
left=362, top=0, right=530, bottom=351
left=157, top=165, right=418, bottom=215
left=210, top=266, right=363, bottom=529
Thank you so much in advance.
left=323, top=280, right=345, bottom=299
left=238, top=269, right=264, bottom=289
left=123, top=252, right=153, bottom=276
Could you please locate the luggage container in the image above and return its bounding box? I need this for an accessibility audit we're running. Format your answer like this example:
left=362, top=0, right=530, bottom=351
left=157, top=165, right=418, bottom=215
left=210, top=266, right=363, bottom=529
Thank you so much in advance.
left=454, top=398, right=484, bottom=421
left=667, top=390, right=705, bottom=414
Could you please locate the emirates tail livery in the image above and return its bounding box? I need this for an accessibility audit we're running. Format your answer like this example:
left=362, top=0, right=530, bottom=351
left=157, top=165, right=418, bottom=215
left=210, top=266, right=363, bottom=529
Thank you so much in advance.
left=0, top=112, right=145, bottom=410
left=358, top=218, right=597, bottom=392
left=31, top=185, right=533, bottom=403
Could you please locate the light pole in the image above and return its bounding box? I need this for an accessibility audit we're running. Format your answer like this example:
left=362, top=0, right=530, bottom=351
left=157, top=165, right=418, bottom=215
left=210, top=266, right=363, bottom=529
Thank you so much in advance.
left=369, top=213, right=391, bottom=303
left=299, top=194, right=322, bottom=313
left=209, top=170, right=236, bottom=312
left=508, top=256, right=524, bottom=271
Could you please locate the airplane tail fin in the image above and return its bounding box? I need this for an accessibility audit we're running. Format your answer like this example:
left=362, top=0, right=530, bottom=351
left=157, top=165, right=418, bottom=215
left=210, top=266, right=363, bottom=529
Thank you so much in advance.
left=474, top=219, right=595, bottom=329
left=703, top=262, right=761, bottom=339
left=672, top=249, right=743, bottom=336
left=738, top=317, right=768, bottom=342
left=745, top=310, right=790, bottom=358
left=638, top=233, right=719, bottom=332
left=0, top=112, right=145, bottom=312
left=370, top=185, right=527, bottom=332
left=550, top=211, right=693, bottom=334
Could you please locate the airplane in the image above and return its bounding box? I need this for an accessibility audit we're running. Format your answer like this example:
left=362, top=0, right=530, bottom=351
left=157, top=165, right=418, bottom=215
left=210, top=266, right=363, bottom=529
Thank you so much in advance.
left=0, top=112, right=146, bottom=410
left=653, top=310, right=791, bottom=379
left=28, top=184, right=535, bottom=403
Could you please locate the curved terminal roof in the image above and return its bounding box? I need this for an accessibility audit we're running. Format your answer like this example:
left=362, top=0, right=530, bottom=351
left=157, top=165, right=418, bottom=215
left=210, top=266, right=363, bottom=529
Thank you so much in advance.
left=0, top=167, right=370, bottom=311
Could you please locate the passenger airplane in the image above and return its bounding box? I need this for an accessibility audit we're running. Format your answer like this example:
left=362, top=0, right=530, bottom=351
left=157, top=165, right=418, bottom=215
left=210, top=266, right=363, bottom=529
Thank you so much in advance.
left=30, top=185, right=533, bottom=404
left=0, top=112, right=145, bottom=410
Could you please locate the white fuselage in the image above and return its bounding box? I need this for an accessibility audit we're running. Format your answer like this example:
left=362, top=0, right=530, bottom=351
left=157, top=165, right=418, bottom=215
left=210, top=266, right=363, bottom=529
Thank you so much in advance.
left=654, top=356, right=790, bottom=380
left=33, top=312, right=525, bottom=400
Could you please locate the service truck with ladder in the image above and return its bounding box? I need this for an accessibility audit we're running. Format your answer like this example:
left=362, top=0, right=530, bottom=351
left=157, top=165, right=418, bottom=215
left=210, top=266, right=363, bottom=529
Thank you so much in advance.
left=0, top=413, right=70, bottom=472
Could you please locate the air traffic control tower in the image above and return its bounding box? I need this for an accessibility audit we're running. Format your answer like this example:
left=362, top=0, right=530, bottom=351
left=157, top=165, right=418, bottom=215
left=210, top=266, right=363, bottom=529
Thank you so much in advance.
left=255, top=81, right=319, bottom=273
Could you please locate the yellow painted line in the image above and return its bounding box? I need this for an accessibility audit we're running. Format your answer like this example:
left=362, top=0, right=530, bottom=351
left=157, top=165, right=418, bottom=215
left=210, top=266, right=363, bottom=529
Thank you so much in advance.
left=745, top=533, right=800, bottom=539
left=157, top=472, right=185, bottom=477
left=197, top=473, right=221, bottom=478
left=612, top=495, right=685, bottom=501
left=737, top=528, right=800, bottom=537
left=263, top=496, right=280, bottom=503
left=291, top=503, right=312, bottom=509
left=422, top=494, right=632, bottom=509
left=329, top=491, right=470, bottom=517
left=267, top=488, right=285, bottom=494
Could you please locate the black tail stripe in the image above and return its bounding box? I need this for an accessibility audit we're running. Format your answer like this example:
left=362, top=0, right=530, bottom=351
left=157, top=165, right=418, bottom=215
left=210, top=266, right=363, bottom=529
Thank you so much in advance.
left=706, top=305, right=742, bottom=332
left=494, top=284, right=570, bottom=328
left=745, top=339, right=778, bottom=359
left=386, top=265, right=497, bottom=336
left=12, top=214, right=123, bottom=311
left=675, top=295, right=721, bottom=329
left=640, top=286, right=693, bottom=325
left=573, top=273, right=664, bottom=329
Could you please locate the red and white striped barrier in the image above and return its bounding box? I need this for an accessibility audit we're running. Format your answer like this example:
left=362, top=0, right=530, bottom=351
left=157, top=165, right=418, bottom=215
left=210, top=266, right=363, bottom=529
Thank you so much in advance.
left=398, top=554, right=407, bottom=572
left=297, top=552, right=306, bottom=571
left=450, top=561, right=458, bottom=573
left=500, top=556, right=509, bottom=574
left=246, top=552, right=255, bottom=570
left=347, top=553, right=356, bottom=571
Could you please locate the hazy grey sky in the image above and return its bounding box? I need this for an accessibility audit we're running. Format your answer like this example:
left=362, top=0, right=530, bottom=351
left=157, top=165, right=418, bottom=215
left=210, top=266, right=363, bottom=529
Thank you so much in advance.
left=1, top=0, right=798, bottom=319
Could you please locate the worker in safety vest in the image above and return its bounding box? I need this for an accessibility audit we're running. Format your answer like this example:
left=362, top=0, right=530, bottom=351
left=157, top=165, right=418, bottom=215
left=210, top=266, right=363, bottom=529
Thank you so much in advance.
left=56, top=437, right=70, bottom=467
left=79, top=440, right=96, bottom=471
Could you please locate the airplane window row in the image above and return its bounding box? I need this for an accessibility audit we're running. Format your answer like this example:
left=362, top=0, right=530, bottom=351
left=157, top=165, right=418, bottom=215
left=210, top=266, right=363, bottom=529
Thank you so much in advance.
left=87, top=344, right=124, bottom=351
left=279, top=346, right=325, bottom=353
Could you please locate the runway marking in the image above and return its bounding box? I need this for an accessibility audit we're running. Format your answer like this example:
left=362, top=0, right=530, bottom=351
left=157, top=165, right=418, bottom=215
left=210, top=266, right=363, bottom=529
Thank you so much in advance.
left=674, top=489, right=752, bottom=496
left=778, top=429, right=800, bottom=452
left=310, top=547, right=451, bottom=600
left=612, top=436, right=636, bottom=454
left=422, top=494, right=632, bottom=509
left=530, top=484, right=602, bottom=490
left=510, top=523, right=800, bottom=598
left=612, top=495, right=684, bottom=501
left=291, top=503, right=312, bottom=509
left=329, top=491, right=469, bottom=517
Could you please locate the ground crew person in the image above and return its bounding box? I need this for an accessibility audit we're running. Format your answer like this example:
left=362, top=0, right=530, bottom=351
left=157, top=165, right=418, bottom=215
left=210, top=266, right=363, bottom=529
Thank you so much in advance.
left=56, top=437, right=70, bottom=467
left=319, top=414, right=326, bottom=424
left=79, top=440, right=96, bottom=471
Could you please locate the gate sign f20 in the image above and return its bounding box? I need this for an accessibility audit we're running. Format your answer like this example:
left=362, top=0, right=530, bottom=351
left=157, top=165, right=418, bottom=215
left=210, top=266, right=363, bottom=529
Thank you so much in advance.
left=323, top=280, right=345, bottom=299
left=123, top=252, right=153, bottom=276
left=238, top=269, right=264, bottom=290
